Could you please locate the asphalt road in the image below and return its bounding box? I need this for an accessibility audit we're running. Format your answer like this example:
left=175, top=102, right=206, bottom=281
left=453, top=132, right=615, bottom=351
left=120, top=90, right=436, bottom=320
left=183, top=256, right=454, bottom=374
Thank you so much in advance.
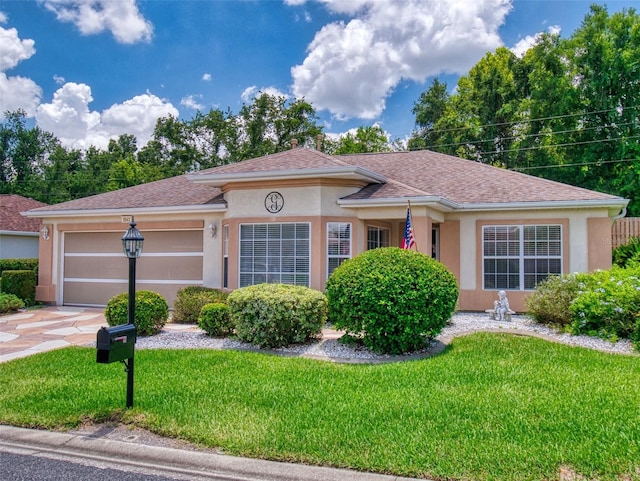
left=0, top=426, right=420, bottom=481
left=0, top=448, right=238, bottom=481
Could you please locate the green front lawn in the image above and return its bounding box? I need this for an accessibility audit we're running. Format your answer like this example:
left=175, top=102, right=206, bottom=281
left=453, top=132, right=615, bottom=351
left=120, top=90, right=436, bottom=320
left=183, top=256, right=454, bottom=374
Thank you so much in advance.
left=1, top=333, right=639, bottom=481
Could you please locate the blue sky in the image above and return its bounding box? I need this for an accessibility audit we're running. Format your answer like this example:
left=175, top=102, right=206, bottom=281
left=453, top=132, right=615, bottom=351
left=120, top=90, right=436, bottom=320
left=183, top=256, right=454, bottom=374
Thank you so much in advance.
left=0, top=0, right=634, bottom=150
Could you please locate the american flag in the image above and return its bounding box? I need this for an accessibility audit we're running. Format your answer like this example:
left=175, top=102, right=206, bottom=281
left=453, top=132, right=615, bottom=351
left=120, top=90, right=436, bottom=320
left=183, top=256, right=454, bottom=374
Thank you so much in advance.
left=401, top=207, right=415, bottom=250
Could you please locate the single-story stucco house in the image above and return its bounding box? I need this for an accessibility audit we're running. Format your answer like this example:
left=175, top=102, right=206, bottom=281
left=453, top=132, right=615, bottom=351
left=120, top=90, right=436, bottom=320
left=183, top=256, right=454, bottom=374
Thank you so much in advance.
left=24, top=148, right=628, bottom=312
left=1, top=194, right=47, bottom=259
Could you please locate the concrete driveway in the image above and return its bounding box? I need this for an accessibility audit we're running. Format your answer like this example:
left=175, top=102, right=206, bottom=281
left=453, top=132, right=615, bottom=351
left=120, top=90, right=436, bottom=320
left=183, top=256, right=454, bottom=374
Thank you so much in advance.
left=0, top=306, right=107, bottom=363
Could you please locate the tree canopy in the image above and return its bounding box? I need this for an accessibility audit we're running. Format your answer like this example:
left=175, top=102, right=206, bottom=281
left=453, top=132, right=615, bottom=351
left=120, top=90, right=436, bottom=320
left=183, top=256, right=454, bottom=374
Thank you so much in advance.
left=408, top=5, right=640, bottom=214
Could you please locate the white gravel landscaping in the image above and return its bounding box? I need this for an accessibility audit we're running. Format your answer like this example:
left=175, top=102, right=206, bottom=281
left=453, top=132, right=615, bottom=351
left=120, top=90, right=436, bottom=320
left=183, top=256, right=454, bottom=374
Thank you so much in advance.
left=135, top=311, right=637, bottom=363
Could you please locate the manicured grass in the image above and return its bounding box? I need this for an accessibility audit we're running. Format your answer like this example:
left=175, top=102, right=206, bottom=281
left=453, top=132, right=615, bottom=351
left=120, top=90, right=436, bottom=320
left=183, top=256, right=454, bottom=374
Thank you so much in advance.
left=1, top=333, right=639, bottom=481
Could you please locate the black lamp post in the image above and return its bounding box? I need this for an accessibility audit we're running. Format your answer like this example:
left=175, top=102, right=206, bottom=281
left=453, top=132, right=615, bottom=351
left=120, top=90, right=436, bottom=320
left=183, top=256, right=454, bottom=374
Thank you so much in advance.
left=121, top=218, right=144, bottom=408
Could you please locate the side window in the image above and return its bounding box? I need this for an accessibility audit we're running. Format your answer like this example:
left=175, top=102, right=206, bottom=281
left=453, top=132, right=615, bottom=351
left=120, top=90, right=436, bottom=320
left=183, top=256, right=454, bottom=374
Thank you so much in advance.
left=327, top=222, right=351, bottom=277
left=367, top=226, right=390, bottom=250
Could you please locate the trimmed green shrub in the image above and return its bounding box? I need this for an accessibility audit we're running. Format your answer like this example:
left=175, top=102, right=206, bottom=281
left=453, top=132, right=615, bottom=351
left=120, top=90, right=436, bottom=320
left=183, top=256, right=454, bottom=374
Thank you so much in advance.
left=173, top=286, right=228, bottom=323
left=613, top=236, right=640, bottom=267
left=0, top=293, right=25, bottom=314
left=569, top=266, right=640, bottom=339
left=104, top=290, right=169, bottom=336
left=228, top=283, right=327, bottom=349
left=0, top=270, right=36, bottom=306
left=632, top=315, right=640, bottom=350
left=198, top=302, right=233, bottom=337
left=0, top=258, right=38, bottom=277
left=325, top=247, right=458, bottom=355
left=526, top=273, right=590, bottom=327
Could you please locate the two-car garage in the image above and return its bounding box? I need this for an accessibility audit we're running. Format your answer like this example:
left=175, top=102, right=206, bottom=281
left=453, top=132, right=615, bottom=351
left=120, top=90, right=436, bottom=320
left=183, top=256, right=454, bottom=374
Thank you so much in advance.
left=62, top=229, right=204, bottom=307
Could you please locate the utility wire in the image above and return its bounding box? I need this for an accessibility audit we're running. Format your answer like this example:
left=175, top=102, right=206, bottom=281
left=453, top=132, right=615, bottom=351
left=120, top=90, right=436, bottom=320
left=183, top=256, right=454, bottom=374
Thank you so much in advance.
left=414, top=104, right=639, bottom=137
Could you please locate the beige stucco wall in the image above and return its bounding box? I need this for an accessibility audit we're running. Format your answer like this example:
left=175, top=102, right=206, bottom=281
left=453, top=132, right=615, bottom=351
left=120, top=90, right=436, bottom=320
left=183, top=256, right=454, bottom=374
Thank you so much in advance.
left=33, top=182, right=617, bottom=313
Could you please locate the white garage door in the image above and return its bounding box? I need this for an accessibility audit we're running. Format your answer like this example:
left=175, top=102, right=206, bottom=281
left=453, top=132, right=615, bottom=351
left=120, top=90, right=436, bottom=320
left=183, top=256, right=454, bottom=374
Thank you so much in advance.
left=62, top=230, right=203, bottom=307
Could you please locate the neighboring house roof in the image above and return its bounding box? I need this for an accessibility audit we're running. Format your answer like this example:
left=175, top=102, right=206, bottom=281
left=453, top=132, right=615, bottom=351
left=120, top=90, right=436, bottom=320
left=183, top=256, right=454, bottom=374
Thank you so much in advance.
left=25, top=149, right=627, bottom=217
left=0, top=195, right=47, bottom=232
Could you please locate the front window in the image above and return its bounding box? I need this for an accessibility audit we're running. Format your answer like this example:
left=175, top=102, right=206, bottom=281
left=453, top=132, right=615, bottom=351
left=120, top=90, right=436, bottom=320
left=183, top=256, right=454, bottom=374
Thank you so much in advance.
left=327, top=222, right=351, bottom=277
left=367, top=226, right=390, bottom=250
left=239, top=223, right=310, bottom=287
left=483, top=224, right=562, bottom=290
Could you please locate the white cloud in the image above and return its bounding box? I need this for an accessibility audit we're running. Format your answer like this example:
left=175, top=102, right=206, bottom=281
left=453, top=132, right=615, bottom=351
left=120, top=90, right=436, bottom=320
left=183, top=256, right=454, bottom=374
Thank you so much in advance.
left=241, top=86, right=289, bottom=103
left=40, top=0, right=153, bottom=44
left=36, top=83, right=178, bottom=149
left=291, top=0, right=512, bottom=120
left=0, top=11, right=7, bottom=23
left=202, top=73, right=212, bottom=81
left=181, top=94, right=204, bottom=111
left=53, top=74, right=65, bottom=85
left=0, top=25, right=36, bottom=71
left=0, top=73, right=42, bottom=117
left=511, top=25, right=561, bottom=57
left=0, top=25, right=41, bottom=117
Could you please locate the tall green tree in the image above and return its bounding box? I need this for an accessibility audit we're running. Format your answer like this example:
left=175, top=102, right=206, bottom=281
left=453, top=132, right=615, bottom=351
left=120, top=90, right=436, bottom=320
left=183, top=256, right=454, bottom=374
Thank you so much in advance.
left=235, top=93, right=322, bottom=159
left=327, top=126, right=391, bottom=154
left=408, top=78, right=450, bottom=151
left=409, top=5, right=640, bottom=214
left=0, top=110, right=57, bottom=200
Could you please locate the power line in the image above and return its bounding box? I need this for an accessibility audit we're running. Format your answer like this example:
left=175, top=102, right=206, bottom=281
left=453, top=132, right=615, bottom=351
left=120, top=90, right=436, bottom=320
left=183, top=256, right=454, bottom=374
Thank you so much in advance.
left=477, top=133, right=640, bottom=156
left=414, top=104, right=639, bottom=138
left=417, top=119, right=639, bottom=153
left=513, top=157, right=639, bottom=172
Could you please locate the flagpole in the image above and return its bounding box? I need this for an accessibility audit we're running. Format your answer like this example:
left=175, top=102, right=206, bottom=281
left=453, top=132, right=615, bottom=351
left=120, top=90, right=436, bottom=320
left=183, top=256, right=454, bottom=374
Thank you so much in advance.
left=407, top=199, right=418, bottom=251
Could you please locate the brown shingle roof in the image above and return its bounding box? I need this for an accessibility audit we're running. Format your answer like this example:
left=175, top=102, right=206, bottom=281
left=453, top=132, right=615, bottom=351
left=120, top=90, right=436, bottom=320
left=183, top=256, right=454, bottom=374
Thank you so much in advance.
left=27, top=175, right=224, bottom=213
left=26, top=149, right=624, bottom=216
left=0, top=195, right=47, bottom=231
left=336, top=150, right=620, bottom=204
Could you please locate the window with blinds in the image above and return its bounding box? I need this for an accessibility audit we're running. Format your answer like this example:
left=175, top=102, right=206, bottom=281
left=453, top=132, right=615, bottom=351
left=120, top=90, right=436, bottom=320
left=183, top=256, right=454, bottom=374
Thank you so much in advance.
left=239, top=223, right=310, bottom=287
left=483, top=224, right=562, bottom=290
left=327, top=222, right=351, bottom=278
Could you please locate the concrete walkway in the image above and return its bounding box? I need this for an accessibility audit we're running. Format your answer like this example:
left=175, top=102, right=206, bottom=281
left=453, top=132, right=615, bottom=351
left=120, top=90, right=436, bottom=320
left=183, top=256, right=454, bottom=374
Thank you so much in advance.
left=0, top=306, right=108, bottom=363
left=0, top=306, right=203, bottom=363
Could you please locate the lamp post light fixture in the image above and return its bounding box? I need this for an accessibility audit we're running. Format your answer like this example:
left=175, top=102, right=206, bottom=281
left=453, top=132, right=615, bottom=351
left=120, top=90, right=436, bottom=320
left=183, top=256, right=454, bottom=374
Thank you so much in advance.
left=121, top=217, right=144, bottom=408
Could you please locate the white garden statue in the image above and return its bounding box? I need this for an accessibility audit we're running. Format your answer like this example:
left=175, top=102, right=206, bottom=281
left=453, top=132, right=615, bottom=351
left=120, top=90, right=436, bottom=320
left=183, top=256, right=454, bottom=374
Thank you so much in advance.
left=492, top=290, right=512, bottom=321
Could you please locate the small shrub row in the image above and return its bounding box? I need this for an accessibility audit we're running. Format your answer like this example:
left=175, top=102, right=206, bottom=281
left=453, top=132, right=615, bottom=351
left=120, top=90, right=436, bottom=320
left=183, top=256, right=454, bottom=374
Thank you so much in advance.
left=612, top=236, right=640, bottom=267
left=198, top=302, right=233, bottom=337
left=173, top=286, right=228, bottom=323
left=0, top=293, right=25, bottom=314
left=527, top=266, right=640, bottom=347
left=0, top=270, right=36, bottom=307
left=0, top=258, right=38, bottom=277
left=104, top=290, right=169, bottom=336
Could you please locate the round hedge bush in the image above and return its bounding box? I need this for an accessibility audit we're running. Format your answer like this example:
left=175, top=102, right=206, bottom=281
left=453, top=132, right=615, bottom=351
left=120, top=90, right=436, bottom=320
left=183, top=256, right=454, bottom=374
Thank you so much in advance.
left=325, top=247, right=459, bottom=355
left=198, top=302, right=233, bottom=337
left=228, top=283, right=327, bottom=349
left=0, top=293, right=25, bottom=314
left=526, top=273, right=587, bottom=327
left=173, top=286, right=228, bottom=323
left=104, top=290, right=169, bottom=336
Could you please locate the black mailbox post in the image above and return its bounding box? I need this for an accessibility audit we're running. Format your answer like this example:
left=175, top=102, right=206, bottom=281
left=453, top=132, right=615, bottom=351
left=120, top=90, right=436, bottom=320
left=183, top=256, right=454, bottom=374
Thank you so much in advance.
left=96, top=218, right=143, bottom=409
left=96, top=324, right=137, bottom=364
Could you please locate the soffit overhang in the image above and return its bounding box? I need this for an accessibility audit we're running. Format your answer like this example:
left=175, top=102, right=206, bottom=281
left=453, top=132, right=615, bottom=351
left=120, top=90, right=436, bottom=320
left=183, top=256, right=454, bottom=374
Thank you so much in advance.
left=187, top=166, right=387, bottom=187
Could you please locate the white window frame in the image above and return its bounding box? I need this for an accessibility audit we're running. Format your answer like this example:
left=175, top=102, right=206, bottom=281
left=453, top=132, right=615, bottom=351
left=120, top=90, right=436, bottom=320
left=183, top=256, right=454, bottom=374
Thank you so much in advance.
left=327, top=222, right=351, bottom=278
left=367, top=225, right=390, bottom=250
left=482, top=224, right=562, bottom=290
left=239, top=223, right=310, bottom=287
